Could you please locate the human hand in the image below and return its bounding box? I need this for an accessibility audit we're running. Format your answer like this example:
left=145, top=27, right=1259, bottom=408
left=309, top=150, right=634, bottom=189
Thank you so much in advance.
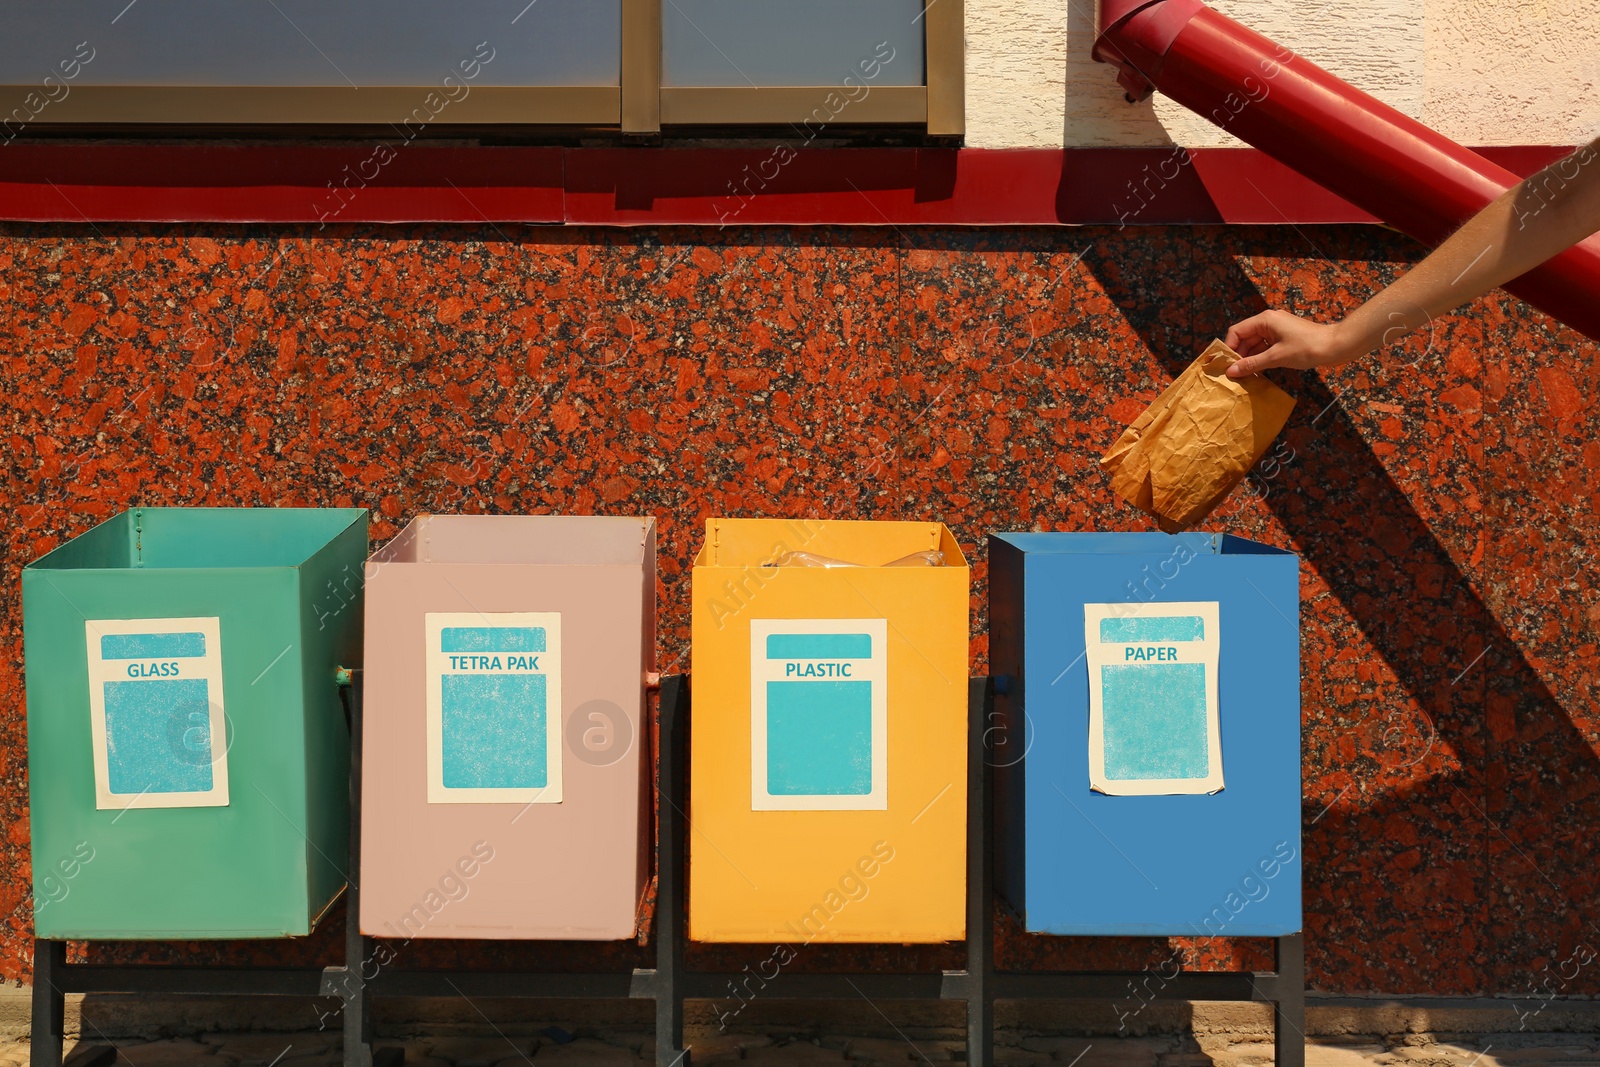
left=1223, top=310, right=1363, bottom=378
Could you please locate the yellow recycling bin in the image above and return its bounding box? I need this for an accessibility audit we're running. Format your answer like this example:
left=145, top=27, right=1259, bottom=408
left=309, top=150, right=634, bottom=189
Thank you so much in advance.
left=689, top=517, right=969, bottom=943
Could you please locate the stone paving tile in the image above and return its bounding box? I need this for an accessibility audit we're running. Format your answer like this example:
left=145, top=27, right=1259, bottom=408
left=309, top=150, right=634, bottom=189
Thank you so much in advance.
left=1018, top=1037, right=1176, bottom=1065
left=531, top=1038, right=644, bottom=1065
left=604, top=1036, right=652, bottom=1056
left=202, top=1033, right=334, bottom=1065
left=276, top=1051, right=340, bottom=1067
left=1481, top=1043, right=1600, bottom=1065
left=426, top=1038, right=538, bottom=1067
left=742, top=1042, right=851, bottom=1066
left=374, top=1040, right=452, bottom=1067
left=62, top=1043, right=122, bottom=1067
left=1305, top=1042, right=1390, bottom=1067
left=1376, top=1046, right=1497, bottom=1067
left=842, top=1037, right=920, bottom=1062
left=681, top=1033, right=776, bottom=1063
left=401, top=1054, right=457, bottom=1067
left=99, top=1039, right=232, bottom=1067
left=1156, top=1054, right=1217, bottom=1067
left=1195, top=1038, right=1274, bottom=1067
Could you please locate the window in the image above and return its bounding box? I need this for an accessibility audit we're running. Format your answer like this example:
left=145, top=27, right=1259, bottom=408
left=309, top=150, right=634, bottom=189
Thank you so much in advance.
left=0, top=0, right=962, bottom=136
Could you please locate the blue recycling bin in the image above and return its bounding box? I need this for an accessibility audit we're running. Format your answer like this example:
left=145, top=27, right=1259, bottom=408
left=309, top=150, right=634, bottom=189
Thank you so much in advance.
left=988, top=532, right=1300, bottom=936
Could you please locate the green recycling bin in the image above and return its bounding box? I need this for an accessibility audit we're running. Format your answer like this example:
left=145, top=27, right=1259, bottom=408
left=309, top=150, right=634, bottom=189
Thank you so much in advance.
left=22, top=506, right=368, bottom=938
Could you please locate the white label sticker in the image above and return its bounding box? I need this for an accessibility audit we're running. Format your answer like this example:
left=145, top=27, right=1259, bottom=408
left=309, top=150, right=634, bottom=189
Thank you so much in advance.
left=425, top=612, right=563, bottom=805
left=86, top=617, right=229, bottom=810
left=1084, top=601, right=1223, bottom=796
left=750, top=618, right=888, bottom=811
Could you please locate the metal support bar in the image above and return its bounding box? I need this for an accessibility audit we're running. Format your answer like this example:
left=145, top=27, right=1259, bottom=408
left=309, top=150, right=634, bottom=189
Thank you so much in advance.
left=342, top=672, right=375, bottom=1067
left=30, top=940, right=65, bottom=1067
left=676, top=973, right=954, bottom=1001
left=967, top=677, right=995, bottom=1067
left=655, top=675, right=691, bottom=1067
left=1275, top=934, right=1306, bottom=1067
left=992, top=971, right=1283, bottom=1001
left=366, top=972, right=645, bottom=999
left=45, top=966, right=327, bottom=997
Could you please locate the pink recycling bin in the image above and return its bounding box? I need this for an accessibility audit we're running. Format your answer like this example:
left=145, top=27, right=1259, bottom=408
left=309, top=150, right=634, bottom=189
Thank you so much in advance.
left=359, top=514, right=656, bottom=939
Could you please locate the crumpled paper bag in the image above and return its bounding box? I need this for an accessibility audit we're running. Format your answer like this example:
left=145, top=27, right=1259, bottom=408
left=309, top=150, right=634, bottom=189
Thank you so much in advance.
left=1100, top=340, right=1296, bottom=531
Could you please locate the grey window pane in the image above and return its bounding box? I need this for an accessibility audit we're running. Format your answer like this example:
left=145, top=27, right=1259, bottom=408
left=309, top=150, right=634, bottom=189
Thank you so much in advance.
left=0, top=1, right=621, bottom=86
left=662, top=0, right=925, bottom=87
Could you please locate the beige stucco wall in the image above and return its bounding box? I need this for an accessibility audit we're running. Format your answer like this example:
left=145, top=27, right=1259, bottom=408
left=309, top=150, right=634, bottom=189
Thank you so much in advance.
left=963, top=0, right=1600, bottom=148
left=1423, top=0, right=1600, bottom=145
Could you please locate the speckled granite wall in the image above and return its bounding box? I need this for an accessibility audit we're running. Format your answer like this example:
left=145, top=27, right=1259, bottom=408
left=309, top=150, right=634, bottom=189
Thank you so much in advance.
left=2, top=223, right=1596, bottom=998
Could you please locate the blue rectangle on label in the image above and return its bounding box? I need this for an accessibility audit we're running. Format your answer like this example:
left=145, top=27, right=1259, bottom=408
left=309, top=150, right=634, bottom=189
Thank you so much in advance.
left=441, top=673, right=549, bottom=789
left=102, top=678, right=214, bottom=794
left=1101, top=663, right=1209, bottom=780
left=1098, top=616, right=1205, bottom=643
left=441, top=627, right=547, bottom=654
left=766, top=679, right=872, bottom=795
left=766, top=633, right=872, bottom=660
left=101, top=631, right=207, bottom=659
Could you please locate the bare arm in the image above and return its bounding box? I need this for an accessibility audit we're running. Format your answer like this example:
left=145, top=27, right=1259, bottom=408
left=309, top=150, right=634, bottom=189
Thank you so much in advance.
left=1225, top=137, right=1600, bottom=378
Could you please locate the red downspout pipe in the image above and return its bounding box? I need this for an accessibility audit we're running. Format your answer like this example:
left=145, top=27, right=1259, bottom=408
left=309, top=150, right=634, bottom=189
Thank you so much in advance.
left=1093, top=0, right=1600, bottom=344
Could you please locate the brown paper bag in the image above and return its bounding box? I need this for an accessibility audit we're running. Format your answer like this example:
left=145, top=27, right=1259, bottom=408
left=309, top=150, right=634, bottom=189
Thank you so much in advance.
left=1100, top=340, right=1296, bottom=532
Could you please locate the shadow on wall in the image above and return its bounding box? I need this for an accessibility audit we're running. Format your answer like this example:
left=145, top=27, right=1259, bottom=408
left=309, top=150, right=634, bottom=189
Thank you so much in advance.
left=1061, top=0, right=1179, bottom=147
left=1079, top=227, right=1600, bottom=998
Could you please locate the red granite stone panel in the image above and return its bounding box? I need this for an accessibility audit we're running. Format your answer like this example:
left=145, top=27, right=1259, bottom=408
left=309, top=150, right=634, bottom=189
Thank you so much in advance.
left=2, top=223, right=1595, bottom=997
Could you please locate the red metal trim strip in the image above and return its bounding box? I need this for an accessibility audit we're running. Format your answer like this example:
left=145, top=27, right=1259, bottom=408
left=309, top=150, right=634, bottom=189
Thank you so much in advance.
left=0, top=144, right=567, bottom=226
left=0, top=144, right=1570, bottom=227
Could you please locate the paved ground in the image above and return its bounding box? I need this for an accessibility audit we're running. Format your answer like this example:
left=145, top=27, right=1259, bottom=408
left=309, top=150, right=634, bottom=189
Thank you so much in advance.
left=2, top=1032, right=1597, bottom=1067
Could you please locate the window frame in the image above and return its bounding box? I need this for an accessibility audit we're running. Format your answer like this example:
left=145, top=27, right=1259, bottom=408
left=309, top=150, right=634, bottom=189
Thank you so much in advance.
left=1, top=0, right=962, bottom=137
left=644, top=0, right=964, bottom=135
